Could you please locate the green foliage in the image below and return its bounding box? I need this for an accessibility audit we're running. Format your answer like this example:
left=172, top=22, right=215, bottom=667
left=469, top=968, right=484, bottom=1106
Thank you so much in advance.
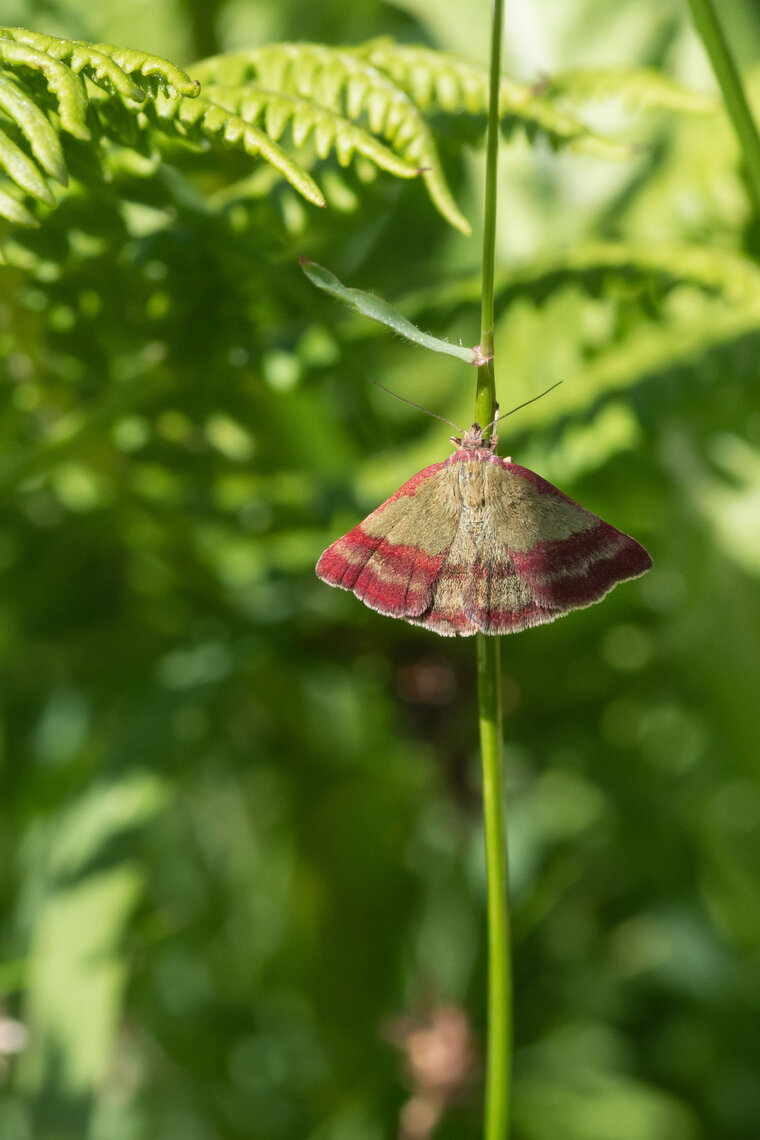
left=18, top=773, right=168, bottom=1092
left=191, top=40, right=476, bottom=231
left=0, top=24, right=713, bottom=234
left=146, top=90, right=326, bottom=207
left=0, top=25, right=199, bottom=224
left=2, top=4, right=760, bottom=1140
left=354, top=39, right=633, bottom=157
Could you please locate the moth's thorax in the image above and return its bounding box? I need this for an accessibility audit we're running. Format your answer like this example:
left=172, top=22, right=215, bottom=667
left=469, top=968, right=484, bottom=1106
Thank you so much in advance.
left=452, top=450, right=494, bottom=513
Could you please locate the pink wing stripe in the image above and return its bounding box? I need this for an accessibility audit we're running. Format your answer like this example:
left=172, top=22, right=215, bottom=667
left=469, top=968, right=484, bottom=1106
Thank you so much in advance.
left=509, top=525, right=651, bottom=606
left=316, top=528, right=383, bottom=590
left=317, top=528, right=445, bottom=618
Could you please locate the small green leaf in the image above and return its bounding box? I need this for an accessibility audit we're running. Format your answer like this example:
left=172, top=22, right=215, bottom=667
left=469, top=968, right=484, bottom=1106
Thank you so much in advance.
left=0, top=72, right=67, bottom=184
left=300, top=258, right=481, bottom=364
left=210, top=86, right=421, bottom=179
left=0, top=129, right=54, bottom=203
left=4, top=28, right=199, bottom=101
left=0, top=184, right=39, bottom=226
left=0, top=34, right=91, bottom=139
left=90, top=41, right=199, bottom=98
left=155, top=93, right=327, bottom=208
left=4, top=28, right=145, bottom=102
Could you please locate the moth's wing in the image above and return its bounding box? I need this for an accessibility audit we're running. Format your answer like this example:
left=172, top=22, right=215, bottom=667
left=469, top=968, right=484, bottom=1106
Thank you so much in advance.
left=464, top=458, right=652, bottom=634
left=316, top=461, right=463, bottom=622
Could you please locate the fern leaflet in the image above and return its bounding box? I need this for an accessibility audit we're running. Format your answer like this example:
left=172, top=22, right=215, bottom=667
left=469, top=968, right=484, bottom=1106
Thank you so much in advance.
left=193, top=43, right=472, bottom=232
left=542, top=68, right=717, bottom=114
left=147, top=91, right=326, bottom=208
left=207, top=86, right=419, bottom=179
left=353, top=39, right=631, bottom=159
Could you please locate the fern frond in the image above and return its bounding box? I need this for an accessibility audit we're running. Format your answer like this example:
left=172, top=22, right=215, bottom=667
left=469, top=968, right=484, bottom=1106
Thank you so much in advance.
left=0, top=70, right=66, bottom=184
left=0, top=31, right=90, bottom=139
left=0, top=26, right=335, bottom=225
left=0, top=25, right=199, bottom=225
left=2, top=27, right=197, bottom=101
left=0, top=182, right=38, bottom=226
left=517, top=305, right=760, bottom=437
left=0, top=30, right=715, bottom=237
left=354, top=39, right=630, bottom=159
left=493, top=242, right=760, bottom=312
left=398, top=243, right=760, bottom=323
left=148, top=91, right=326, bottom=208
left=0, top=113, right=55, bottom=203
left=543, top=68, right=717, bottom=114
left=193, top=43, right=471, bottom=233
left=208, top=86, right=419, bottom=179
left=88, top=42, right=199, bottom=99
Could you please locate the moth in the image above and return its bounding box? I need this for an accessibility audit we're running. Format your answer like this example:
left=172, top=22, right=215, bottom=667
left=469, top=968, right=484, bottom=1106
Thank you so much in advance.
left=316, top=412, right=652, bottom=637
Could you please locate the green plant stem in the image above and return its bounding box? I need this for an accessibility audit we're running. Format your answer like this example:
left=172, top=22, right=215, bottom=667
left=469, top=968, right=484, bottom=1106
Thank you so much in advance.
left=475, top=0, right=502, bottom=432
left=477, top=635, right=511, bottom=1140
left=685, top=0, right=760, bottom=214
left=476, top=2, right=511, bottom=1139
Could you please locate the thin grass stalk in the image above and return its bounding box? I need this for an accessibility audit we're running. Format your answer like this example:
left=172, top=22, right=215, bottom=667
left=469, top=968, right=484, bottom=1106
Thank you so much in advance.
left=475, top=2, right=512, bottom=1138
left=685, top=0, right=760, bottom=214
left=477, top=634, right=510, bottom=1140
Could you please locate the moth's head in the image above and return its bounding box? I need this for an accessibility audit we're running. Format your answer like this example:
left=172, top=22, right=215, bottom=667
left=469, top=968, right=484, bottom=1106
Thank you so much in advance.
left=454, top=423, right=496, bottom=451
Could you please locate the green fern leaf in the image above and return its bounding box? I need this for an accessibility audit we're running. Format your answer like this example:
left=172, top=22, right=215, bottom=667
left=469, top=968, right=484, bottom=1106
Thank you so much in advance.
left=0, top=31, right=90, bottom=139
left=0, top=183, right=39, bottom=226
left=207, top=86, right=419, bottom=179
left=2, top=28, right=142, bottom=103
left=89, top=42, right=199, bottom=99
left=488, top=243, right=760, bottom=315
left=543, top=68, right=717, bottom=114
left=1, top=30, right=710, bottom=238
left=0, top=123, right=55, bottom=203
left=354, top=40, right=630, bottom=159
left=193, top=43, right=471, bottom=233
left=397, top=243, right=760, bottom=323
left=149, top=91, right=327, bottom=208
left=555, top=242, right=760, bottom=303
left=3, top=27, right=198, bottom=101
left=518, top=306, right=760, bottom=436
left=0, top=70, right=66, bottom=184
left=0, top=27, right=331, bottom=221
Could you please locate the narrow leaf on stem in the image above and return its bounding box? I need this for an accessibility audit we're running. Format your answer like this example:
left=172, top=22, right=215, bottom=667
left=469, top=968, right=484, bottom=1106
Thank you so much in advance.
left=300, top=257, right=483, bottom=365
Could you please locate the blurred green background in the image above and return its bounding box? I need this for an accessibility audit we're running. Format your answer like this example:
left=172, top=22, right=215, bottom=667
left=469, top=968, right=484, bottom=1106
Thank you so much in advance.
left=1, top=1, right=760, bottom=1138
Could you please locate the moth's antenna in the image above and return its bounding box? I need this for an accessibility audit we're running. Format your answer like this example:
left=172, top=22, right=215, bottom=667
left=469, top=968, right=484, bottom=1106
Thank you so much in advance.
left=501, top=381, right=563, bottom=418
left=481, top=404, right=501, bottom=438
left=369, top=379, right=463, bottom=432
